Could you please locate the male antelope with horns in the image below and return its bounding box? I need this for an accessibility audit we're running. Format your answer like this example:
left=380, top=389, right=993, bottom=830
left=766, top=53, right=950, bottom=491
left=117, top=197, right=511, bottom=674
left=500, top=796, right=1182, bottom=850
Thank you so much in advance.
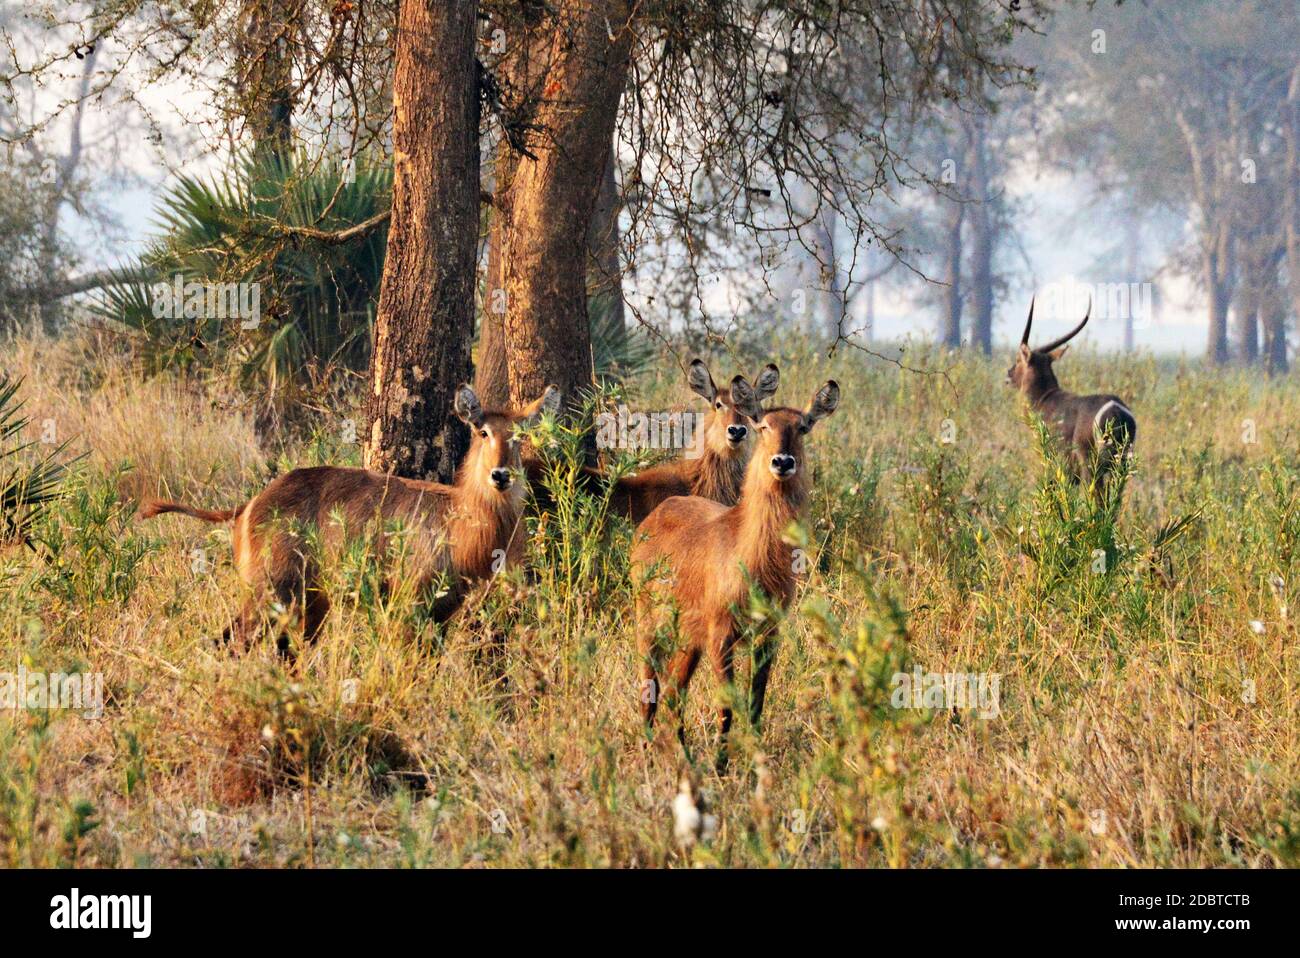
left=1007, top=298, right=1136, bottom=497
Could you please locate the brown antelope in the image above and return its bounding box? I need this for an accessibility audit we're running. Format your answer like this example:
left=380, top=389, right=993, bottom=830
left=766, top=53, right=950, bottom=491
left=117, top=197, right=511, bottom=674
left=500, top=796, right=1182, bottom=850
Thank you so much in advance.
left=631, top=376, right=840, bottom=768
left=140, top=384, right=560, bottom=651
left=1008, top=298, right=1136, bottom=497
left=586, top=359, right=780, bottom=522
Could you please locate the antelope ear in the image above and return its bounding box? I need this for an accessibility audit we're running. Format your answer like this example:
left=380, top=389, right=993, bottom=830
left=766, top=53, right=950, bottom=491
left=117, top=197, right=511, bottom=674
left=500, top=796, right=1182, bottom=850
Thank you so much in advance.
left=1018, top=343, right=1032, bottom=360
left=454, top=384, right=485, bottom=427
left=752, top=363, right=780, bottom=401
left=803, top=380, right=840, bottom=429
left=729, top=375, right=763, bottom=419
left=687, top=359, right=717, bottom=402
left=1048, top=345, right=1069, bottom=361
left=518, top=384, right=561, bottom=425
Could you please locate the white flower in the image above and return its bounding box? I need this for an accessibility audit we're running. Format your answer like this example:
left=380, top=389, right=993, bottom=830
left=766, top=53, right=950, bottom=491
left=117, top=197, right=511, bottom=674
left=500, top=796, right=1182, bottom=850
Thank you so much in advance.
left=871, top=815, right=888, bottom=832
left=1249, top=620, right=1265, bottom=635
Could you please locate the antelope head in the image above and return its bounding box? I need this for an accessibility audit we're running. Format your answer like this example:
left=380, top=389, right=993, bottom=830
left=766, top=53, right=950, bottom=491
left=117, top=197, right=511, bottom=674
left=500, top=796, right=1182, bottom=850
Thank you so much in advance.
left=1007, top=297, right=1091, bottom=398
left=687, top=359, right=780, bottom=458
left=454, top=383, right=561, bottom=494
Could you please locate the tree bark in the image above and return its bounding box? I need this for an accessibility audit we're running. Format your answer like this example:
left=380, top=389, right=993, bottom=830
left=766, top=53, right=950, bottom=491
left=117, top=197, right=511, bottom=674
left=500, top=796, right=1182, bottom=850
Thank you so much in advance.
left=241, top=0, right=295, bottom=158
left=500, top=0, right=634, bottom=410
left=475, top=141, right=516, bottom=410
left=364, top=0, right=479, bottom=481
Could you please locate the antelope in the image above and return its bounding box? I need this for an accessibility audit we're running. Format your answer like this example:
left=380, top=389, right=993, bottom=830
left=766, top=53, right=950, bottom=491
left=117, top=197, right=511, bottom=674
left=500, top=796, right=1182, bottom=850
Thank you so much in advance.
left=1008, top=298, right=1136, bottom=498
left=599, top=360, right=780, bottom=521
left=140, top=384, right=560, bottom=652
left=631, top=376, right=840, bottom=769
left=525, top=360, right=779, bottom=522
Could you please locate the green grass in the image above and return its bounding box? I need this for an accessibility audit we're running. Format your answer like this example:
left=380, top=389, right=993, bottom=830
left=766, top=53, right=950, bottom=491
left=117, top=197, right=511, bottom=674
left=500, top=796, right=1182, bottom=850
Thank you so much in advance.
left=1, top=332, right=1297, bottom=867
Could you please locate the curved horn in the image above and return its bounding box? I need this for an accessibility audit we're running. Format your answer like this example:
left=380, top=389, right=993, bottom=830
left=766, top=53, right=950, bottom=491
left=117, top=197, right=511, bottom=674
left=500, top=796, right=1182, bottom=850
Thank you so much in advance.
left=1037, top=297, right=1091, bottom=353
left=1020, top=297, right=1035, bottom=347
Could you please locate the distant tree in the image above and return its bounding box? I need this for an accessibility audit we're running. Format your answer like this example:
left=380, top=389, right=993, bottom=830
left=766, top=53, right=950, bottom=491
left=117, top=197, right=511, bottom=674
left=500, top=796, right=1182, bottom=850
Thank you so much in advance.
left=1041, top=0, right=1300, bottom=366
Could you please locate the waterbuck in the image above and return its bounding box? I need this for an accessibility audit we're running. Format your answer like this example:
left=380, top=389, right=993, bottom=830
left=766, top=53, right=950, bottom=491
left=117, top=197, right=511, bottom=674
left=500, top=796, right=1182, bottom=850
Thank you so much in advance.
left=526, top=359, right=780, bottom=522
left=631, top=377, right=840, bottom=769
left=592, top=359, right=780, bottom=522
left=1008, top=298, right=1136, bottom=496
left=140, top=384, right=560, bottom=651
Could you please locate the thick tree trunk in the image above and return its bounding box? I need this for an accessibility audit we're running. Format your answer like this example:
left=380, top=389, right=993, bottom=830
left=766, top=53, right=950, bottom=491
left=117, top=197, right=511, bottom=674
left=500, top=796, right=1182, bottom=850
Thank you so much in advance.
left=500, top=0, right=634, bottom=410
left=814, top=204, right=846, bottom=341
left=1234, top=238, right=1264, bottom=365
left=1265, top=301, right=1289, bottom=375
left=941, top=196, right=964, bottom=349
left=364, top=0, right=479, bottom=481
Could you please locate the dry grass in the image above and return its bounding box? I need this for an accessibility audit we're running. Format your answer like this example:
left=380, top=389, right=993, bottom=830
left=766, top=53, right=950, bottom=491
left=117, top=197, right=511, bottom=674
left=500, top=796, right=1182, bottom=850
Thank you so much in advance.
left=2, top=328, right=1298, bottom=868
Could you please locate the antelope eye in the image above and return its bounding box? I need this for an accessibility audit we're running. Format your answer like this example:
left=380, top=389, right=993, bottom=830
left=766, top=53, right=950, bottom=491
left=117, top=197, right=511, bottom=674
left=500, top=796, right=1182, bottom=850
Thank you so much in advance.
left=715, top=401, right=723, bottom=410
left=479, top=429, right=488, bottom=439
left=797, top=423, right=810, bottom=435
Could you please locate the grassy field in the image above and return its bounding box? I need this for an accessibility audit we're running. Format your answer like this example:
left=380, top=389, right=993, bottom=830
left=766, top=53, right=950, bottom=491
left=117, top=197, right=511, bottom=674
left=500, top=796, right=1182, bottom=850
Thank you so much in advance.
left=2, top=327, right=1299, bottom=868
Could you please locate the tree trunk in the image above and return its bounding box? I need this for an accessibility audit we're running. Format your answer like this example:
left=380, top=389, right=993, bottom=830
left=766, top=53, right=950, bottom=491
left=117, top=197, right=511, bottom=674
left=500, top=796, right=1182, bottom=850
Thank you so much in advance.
left=1265, top=301, right=1289, bottom=375
left=500, top=0, right=634, bottom=410
left=1204, top=226, right=1232, bottom=365
left=475, top=142, right=516, bottom=410
left=1286, top=66, right=1300, bottom=338
left=1234, top=237, right=1263, bottom=365
left=1123, top=217, right=1140, bottom=352
left=967, top=117, right=994, bottom=356
left=364, top=0, right=479, bottom=481
left=241, top=0, right=295, bottom=158
left=587, top=138, right=626, bottom=349
left=941, top=195, right=964, bottom=349
left=815, top=204, right=846, bottom=341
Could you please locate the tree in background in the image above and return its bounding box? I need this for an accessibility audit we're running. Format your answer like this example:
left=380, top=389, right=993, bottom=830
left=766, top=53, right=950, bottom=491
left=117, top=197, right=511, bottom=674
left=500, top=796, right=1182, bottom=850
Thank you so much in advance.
left=1042, top=0, right=1300, bottom=367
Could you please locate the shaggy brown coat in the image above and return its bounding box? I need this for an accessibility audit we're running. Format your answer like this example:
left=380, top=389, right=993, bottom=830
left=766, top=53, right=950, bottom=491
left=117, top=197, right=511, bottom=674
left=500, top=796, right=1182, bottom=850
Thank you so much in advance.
left=631, top=377, right=840, bottom=765
left=140, top=384, right=558, bottom=650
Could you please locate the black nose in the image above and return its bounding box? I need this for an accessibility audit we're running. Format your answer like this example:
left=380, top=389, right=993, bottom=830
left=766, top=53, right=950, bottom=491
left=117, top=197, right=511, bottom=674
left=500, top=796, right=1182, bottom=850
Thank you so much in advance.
left=726, top=424, right=747, bottom=442
left=770, top=454, right=796, bottom=476
left=490, top=468, right=512, bottom=489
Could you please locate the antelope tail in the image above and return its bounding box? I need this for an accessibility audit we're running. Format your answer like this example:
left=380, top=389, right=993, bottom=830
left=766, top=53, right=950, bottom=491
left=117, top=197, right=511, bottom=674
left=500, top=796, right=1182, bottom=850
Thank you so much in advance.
left=138, top=498, right=242, bottom=523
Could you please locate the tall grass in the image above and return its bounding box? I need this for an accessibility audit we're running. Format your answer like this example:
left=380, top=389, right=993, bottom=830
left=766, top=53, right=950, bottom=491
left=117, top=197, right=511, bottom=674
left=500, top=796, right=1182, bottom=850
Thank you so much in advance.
left=1, top=331, right=1298, bottom=867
